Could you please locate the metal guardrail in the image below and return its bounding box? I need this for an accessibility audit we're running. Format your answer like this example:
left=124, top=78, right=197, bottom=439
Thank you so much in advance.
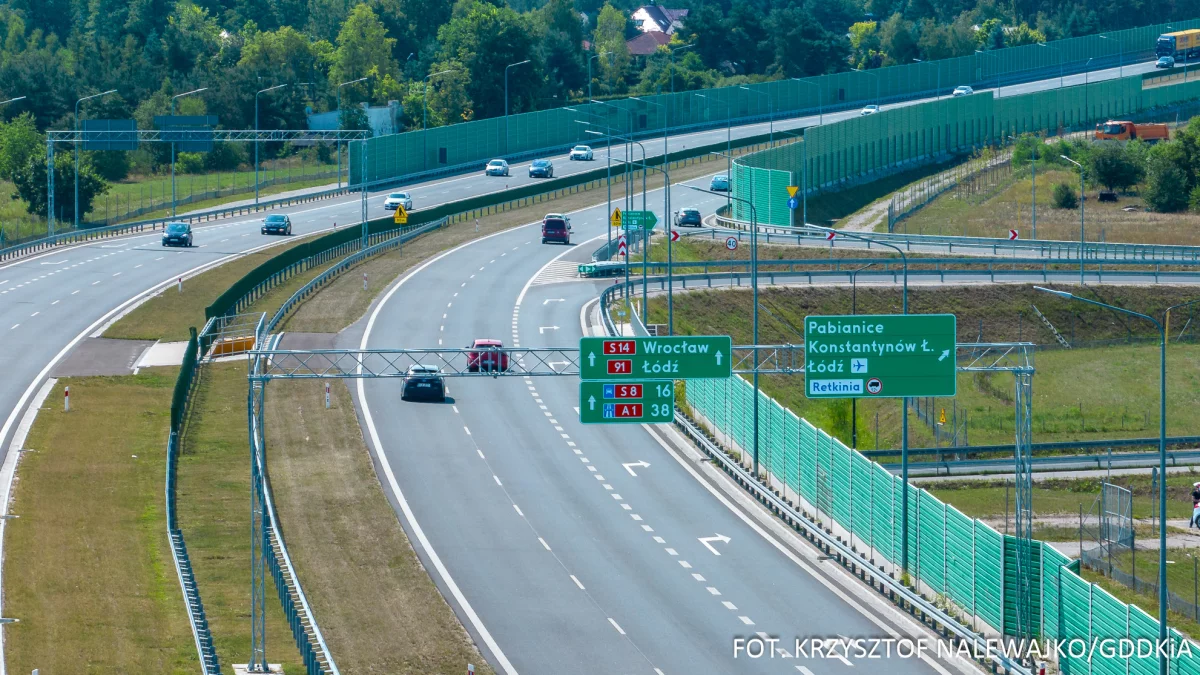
left=595, top=278, right=1031, bottom=675
left=268, top=217, right=450, bottom=332
left=893, top=449, right=1200, bottom=476
left=865, top=435, right=1200, bottom=462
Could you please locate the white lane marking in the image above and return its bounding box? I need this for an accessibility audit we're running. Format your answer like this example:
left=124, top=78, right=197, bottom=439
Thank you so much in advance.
left=50, top=301, right=58, bottom=305
left=631, top=514, right=643, bottom=521
left=71, top=290, right=79, bottom=295
left=91, top=280, right=101, bottom=285
left=610, top=493, right=622, bottom=500
left=513, top=505, right=524, bottom=517
left=8, top=325, right=17, bottom=330
left=155, top=257, right=164, bottom=261
left=493, top=475, right=502, bottom=486
left=797, top=667, right=816, bottom=675
left=477, top=449, right=485, bottom=459
left=452, top=406, right=459, bottom=413
left=678, top=560, right=691, bottom=569
left=28, top=312, right=37, bottom=318
left=134, top=264, right=142, bottom=269
left=571, top=575, right=585, bottom=590
left=112, top=272, right=121, bottom=277
left=603, top=484, right=613, bottom=490
left=739, top=616, right=755, bottom=626
left=692, top=574, right=705, bottom=582
left=620, top=504, right=632, bottom=511
left=642, top=525, right=654, bottom=532
left=707, top=587, right=721, bottom=595
left=608, top=618, right=626, bottom=635
left=539, top=537, right=551, bottom=551
left=653, top=536, right=666, bottom=544
left=665, top=548, right=678, bottom=555
left=723, top=601, right=738, bottom=610
left=464, top=426, right=471, bottom=435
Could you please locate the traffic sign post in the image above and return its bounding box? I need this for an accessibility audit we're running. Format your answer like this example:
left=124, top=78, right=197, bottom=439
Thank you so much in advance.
left=579, top=381, right=675, bottom=424
left=1009, top=229, right=1018, bottom=240
left=610, top=207, right=623, bottom=228
left=787, top=197, right=799, bottom=210
left=579, top=336, right=733, bottom=380
left=394, top=205, right=408, bottom=224
left=803, top=314, right=957, bottom=398
left=670, top=230, right=680, bottom=242
left=725, top=236, right=738, bottom=251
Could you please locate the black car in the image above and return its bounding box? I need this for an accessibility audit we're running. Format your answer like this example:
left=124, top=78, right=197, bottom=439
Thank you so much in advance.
left=161, top=222, right=193, bottom=247
left=261, top=214, right=292, bottom=235
left=401, top=365, right=446, bottom=401
left=529, top=159, right=554, bottom=178
left=674, top=208, right=703, bottom=227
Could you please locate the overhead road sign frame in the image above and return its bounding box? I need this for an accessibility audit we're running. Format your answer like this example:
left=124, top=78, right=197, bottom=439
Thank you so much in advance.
left=803, top=314, right=957, bottom=399
left=579, top=380, right=675, bottom=424
left=81, top=119, right=138, bottom=151
left=579, top=336, right=733, bottom=380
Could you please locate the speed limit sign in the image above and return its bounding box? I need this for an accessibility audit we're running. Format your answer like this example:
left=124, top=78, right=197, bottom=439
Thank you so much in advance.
left=725, top=236, right=738, bottom=250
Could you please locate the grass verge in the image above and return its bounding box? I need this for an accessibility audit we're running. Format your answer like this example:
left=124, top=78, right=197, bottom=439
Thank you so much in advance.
left=4, top=372, right=198, bottom=674
left=104, top=232, right=318, bottom=342
left=265, top=377, right=496, bottom=674
left=178, top=361, right=302, bottom=673
left=1082, top=566, right=1200, bottom=640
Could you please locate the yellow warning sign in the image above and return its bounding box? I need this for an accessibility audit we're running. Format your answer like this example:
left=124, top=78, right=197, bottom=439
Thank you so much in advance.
left=786, top=186, right=799, bottom=198
left=394, top=205, right=408, bottom=224
left=938, top=408, right=947, bottom=425
left=610, top=207, right=622, bottom=228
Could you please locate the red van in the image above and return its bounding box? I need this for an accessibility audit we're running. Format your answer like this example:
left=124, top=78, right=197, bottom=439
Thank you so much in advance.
left=541, top=215, right=571, bottom=245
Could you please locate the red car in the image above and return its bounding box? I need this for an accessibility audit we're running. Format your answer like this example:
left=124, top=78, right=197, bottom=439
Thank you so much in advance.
left=466, top=338, right=509, bottom=372
left=541, top=215, right=571, bottom=245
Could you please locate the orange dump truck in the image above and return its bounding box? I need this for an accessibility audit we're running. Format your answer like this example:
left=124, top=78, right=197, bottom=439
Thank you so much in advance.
left=1094, top=120, right=1170, bottom=143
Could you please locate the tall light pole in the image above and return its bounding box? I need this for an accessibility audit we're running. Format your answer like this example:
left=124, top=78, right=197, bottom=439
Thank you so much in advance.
left=1037, top=43, right=1063, bottom=89
left=255, top=83, right=287, bottom=206
left=792, top=78, right=822, bottom=125
left=1084, top=57, right=1094, bottom=125
left=631, top=95, right=675, bottom=334
left=739, top=86, right=772, bottom=145
left=0, top=96, right=25, bottom=109
left=336, top=77, right=369, bottom=189
left=504, top=59, right=532, bottom=156
left=688, top=185, right=760, bottom=481
left=169, top=87, right=207, bottom=218
left=567, top=108, right=613, bottom=253
left=1062, top=155, right=1086, bottom=284
left=1035, top=289, right=1200, bottom=675
left=588, top=51, right=612, bottom=101
left=806, top=224, right=911, bottom=574
left=590, top=129, right=652, bottom=321
left=422, top=69, right=455, bottom=171
left=1011, top=135, right=1037, bottom=239
left=1099, top=34, right=1123, bottom=77
left=591, top=99, right=635, bottom=210
left=913, top=58, right=940, bottom=100
left=74, top=89, right=117, bottom=228
left=855, top=68, right=880, bottom=107
left=695, top=93, right=731, bottom=207
left=849, top=262, right=874, bottom=449
left=975, top=49, right=1001, bottom=97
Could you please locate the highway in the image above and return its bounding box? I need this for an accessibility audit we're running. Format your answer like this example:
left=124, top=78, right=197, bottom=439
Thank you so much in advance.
left=353, top=175, right=973, bottom=674
left=0, top=55, right=1165, bottom=672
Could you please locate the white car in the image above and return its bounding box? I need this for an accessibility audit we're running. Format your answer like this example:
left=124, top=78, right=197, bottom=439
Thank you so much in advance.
left=383, top=192, right=412, bottom=211
left=569, top=145, right=594, bottom=161
left=952, top=85, right=974, bottom=97
left=860, top=105, right=879, bottom=116
left=485, top=159, right=510, bottom=176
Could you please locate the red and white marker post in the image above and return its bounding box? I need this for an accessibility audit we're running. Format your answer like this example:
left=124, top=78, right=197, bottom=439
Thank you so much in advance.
left=64, top=386, right=70, bottom=412
left=1009, top=229, right=1019, bottom=240
left=325, top=382, right=331, bottom=409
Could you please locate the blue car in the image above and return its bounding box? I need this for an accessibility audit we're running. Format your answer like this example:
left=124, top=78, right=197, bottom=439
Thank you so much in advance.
left=710, top=175, right=730, bottom=191
left=261, top=214, right=292, bottom=235
left=529, top=159, right=554, bottom=178
left=161, top=222, right=193, bottom=247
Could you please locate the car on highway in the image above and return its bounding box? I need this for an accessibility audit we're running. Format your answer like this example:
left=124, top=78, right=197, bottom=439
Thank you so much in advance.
left=383, top=192, right=413, bottom=211
left=674, top=208, right=703, bottom=227
left=529, top=159, right=554, bottom=178
left=401, top=364, right=446, bottom=401
left=1157, top=56, right=1176, bottom=69
left=161, top=221, right=193, bottom=247
left=569, top=145, right=594, bottom=161
left=485, top=159, right=510, bottom=176
left=860, top=104, right=880, bottom=116
left=952, top=85, right=974, bottom=97
left=466, top=338, right=509, bottom=372
left=710, top=175, right=730, bottom=191
left=260, top=214, right=292, bottom=236
left=541, top=215, right=571, bottom=244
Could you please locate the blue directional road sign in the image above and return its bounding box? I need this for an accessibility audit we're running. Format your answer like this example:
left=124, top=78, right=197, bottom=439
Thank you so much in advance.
left=787, top=197, right=799, bottom=210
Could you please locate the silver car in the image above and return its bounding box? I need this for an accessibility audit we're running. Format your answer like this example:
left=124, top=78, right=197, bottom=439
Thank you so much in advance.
left=952, top=85, right=974, bottom=97
left=485, top=159, right=510, bottom=176
left=383, top=192, right=412, bottom=211
left=569, top=145, right=594, bottom=161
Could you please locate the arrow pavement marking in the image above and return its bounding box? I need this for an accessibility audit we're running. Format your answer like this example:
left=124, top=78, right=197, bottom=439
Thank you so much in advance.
left=542, top=298, right=564, bottom=305
left=938, top=349, right=950, bottom=361
left=548, top=360, right=569, bottom=371
left=39, top=260, right=69, bottom=265
left=622, top=461, right=650, bottom=477
left=698, top=533, right=731, bottom=555
left=539, top=326, right=559, bottom=334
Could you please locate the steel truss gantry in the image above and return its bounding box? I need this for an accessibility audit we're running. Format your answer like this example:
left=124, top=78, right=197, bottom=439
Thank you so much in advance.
left=244, top=340, right=1035, bottom=668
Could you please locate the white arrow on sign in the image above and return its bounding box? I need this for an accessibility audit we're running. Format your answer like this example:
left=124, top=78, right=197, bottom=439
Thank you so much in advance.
left=622, top=460, right=650, bottom=476
left=715, top=351, right=723, bottom=365
left=588, top=396, right=596, bottom=411
left=698, top=533, right=731, bottom=555
left=543, top=298, right=564, bottom=305
left=539, top=326, right=559, bottom=334
left=587, top=352, right=596, bottom=367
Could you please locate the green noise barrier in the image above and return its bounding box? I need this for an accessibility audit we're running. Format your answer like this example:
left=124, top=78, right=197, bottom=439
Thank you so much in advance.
left=684, top=374, right=1200, bottom=671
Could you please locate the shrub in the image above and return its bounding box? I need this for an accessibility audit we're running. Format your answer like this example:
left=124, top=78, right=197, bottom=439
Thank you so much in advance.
left=175, top=152, right=205, bottom=174
left=1190, top=185, right=1200, bottom=213
left=1143, top=164, right=1189, bottom=213
left=1052, top=182, right=1078, bottom=209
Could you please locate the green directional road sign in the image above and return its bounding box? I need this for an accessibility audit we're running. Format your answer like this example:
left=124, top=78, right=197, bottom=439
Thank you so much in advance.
left=579, top=336, right=733, bottom=380
left=803, top=314, right=957, bottom=398
left=579, top=381, right=675, bottom=424
left=623, top=210, right=658, bottom=229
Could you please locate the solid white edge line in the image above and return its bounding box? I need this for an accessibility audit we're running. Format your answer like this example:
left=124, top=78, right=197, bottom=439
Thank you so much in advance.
left=0, top=377, right=55, bottom=675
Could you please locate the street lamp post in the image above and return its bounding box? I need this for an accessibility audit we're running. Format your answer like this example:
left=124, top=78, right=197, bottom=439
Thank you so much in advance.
left=806, top=224, right=912, bottom=575
left=1035, top=289, right=1200, bottom=675
left=588, top=129, right=651, bottom=321
left=504, top=59, right=532, bottom=156
left=739, top=86, right=772, bottom=145
left=913, top=58, right=940, bottom=100
left=1011, top=135, right=1037, bottom=239
left=688, top=186, right=760, bottom=481
left=74, top=89, right=117, bottom=228
left=1084, top=57, right=1095, bottom=125
left=588, top=51, right=612, bottom=102
left=568, top=108, right=613, bottom=253
left=975, top=50, right=1001, bottom=97
left=631, top=95, right=675, bottom=334
left=1099, top=34, right=1123, bottom=77
left=1061, top=155, right=1086, bottom=284
left=856, top=68, right=880, bottom=107
left=255, top=84, right=287, bottom=206
left=695, top=93, right=731, bottom=207
left=592, top=99, right=635, bottom=210
left=422, top=70, right=455, bottom=171
left=792, top=78, right=823, bottom=125
left=336, top=77, right=369, bottom=189
left=1038, top=43, right=1063, bottom=89
left=170, top=87, right=207, bottom=218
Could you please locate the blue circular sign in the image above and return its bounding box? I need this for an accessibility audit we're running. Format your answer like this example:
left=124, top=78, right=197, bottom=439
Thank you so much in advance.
left=787, top=197, right=799, bottom=209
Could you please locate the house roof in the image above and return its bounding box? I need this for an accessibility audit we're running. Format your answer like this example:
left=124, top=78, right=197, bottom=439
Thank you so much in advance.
left=633, top=5, right=689, bottom=34
left=626, top=31, right=671, bottom=56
